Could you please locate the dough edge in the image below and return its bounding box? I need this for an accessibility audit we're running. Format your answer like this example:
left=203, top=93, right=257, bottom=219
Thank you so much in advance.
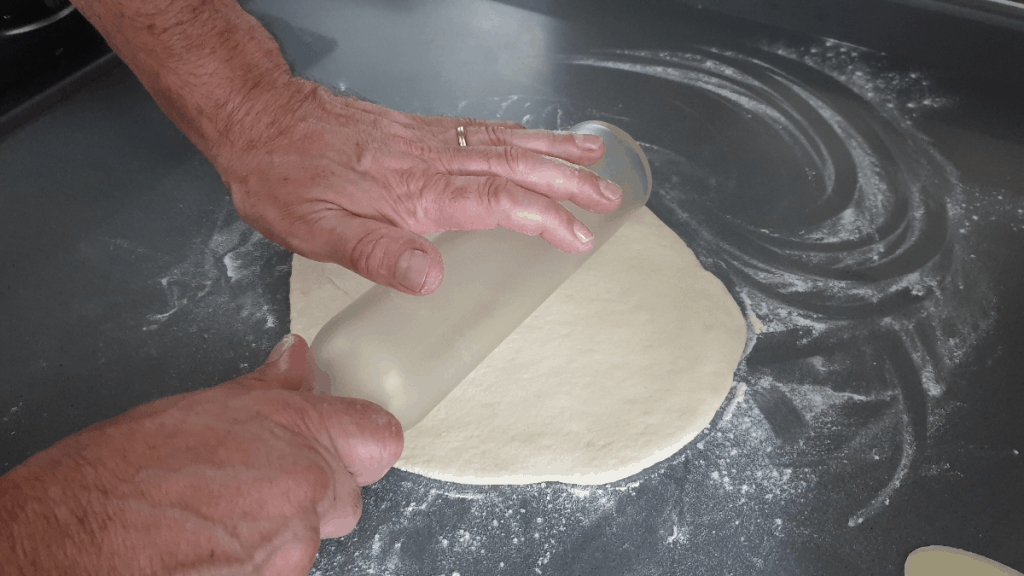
left=290, top=208, right=747, bottom=486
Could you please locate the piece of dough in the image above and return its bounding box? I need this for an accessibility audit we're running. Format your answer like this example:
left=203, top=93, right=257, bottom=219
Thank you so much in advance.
left=906, top=546, right=1022, bottom=576
left=289, top=208, right=747, bottom=485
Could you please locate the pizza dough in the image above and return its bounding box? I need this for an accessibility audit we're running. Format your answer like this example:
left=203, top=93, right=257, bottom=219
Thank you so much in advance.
left=289, top=207, right=747, bottom=485
left=906, top=546, right=1022, bottom=576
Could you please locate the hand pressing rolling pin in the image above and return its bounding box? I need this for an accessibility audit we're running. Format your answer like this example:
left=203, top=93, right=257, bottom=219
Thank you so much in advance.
left=0, top=0, right=620, bottom=574
left=1, top=336, right=401, bottom=575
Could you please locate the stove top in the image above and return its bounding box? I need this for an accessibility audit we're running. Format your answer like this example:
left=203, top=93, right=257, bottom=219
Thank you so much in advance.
left=0, top=7, right=116, bottom=138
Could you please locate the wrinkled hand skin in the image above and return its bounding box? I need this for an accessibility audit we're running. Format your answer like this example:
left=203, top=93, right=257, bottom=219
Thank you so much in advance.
left=217, top=77, right=622, bottom=295
left=0, top=336, right=402, bottom=576
left=70, top=0, right=620, bottom=296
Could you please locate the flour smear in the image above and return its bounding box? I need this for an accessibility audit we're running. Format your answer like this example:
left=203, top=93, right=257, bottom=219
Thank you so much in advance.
left=315, top=38, right=1016, bottom=575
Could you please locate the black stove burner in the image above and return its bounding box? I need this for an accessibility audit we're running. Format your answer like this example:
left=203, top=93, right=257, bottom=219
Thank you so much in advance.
left=0, top=6, right=116, bottom=138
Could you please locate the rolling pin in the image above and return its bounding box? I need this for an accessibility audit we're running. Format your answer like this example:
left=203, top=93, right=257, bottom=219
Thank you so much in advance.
left=310, top=120, right=653, bottom=430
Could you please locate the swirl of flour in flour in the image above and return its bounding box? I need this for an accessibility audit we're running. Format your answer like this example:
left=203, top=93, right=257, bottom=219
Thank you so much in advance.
left=327, top=40, right=1021, bottom=575
left=554, top=47, right=959, bottom=320
left=456, top=44, right=994, bottom=527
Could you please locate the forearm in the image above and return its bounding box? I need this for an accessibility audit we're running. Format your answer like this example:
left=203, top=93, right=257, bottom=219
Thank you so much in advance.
left=0, top=425, right=278, bottom=575
left=69, top=0, right=298, bottom=160
left=0, top=455, right=129, bottom=575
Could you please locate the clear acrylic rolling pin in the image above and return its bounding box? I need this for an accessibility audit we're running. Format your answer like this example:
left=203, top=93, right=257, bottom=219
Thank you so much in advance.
left=311, top=121, right=653, bottom=430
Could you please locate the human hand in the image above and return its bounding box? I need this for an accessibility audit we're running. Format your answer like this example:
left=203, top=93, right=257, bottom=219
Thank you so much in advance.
left=215, top=78, right=623, bottom=296
left=0, top=335, right=402, bottom=576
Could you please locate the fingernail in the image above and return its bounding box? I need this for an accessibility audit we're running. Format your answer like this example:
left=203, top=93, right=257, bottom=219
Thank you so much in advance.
left=573, top=220, right=594, bottom=244
left=268, top=334, right=297, bottom=364
left=599, top=179, right=623, bottom=202
left=574, top=133, right=602, bottom=151
left=397, top=249, right=430, bottom=292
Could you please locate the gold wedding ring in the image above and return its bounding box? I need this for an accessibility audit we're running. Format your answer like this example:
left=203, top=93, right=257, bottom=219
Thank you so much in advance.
left=457, top=125, right=467, bottom=147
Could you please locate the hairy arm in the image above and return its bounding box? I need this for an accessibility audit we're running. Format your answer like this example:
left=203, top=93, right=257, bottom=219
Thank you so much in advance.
left=0, top=453, right=131, bottom=575
left=0, top=336, right=400, bottom=576
left=70, top=0, right=297, bottom=162
left=67, top=0, right=618, bottom=296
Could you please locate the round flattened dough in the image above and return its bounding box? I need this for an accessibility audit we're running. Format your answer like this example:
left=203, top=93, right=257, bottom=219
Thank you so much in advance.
left=289, top=208, right=747, bottom=485
left=905, top=547, right=1022, bottom=576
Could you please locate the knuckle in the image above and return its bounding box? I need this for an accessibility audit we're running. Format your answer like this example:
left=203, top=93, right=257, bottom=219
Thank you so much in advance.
left=482, top=176, right=510, bottom=215
left=578, top=166, right=600, bottom=192
left=501, top=146, right=523, bottom=176
left=349, top=227, right=392, bottom=280
left=415, top=172, right=451, bottom=225
left=351, top=139, right=377, bottom=173
left=553, top=129, right=572, bottom=147
left=430, top=143, right=456, bottom=171
left=561, top=207, right=579, bottom=230
left=421, top=171, right=446, bottom=196
left=376, top=167, right=432, bottom=230
left=483, top=123, right=510, bottom=144
left=394, top=171, right=428, bottom=217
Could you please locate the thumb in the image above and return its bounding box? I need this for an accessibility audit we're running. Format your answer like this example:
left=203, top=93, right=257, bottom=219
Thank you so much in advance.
left=315, top=210, right=445, bottom=295
left=235, top=334, right=315, bottom=391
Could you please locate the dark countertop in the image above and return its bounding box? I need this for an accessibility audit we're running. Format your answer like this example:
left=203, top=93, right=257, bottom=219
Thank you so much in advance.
left=2, top=1, right=1023, bottom=574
